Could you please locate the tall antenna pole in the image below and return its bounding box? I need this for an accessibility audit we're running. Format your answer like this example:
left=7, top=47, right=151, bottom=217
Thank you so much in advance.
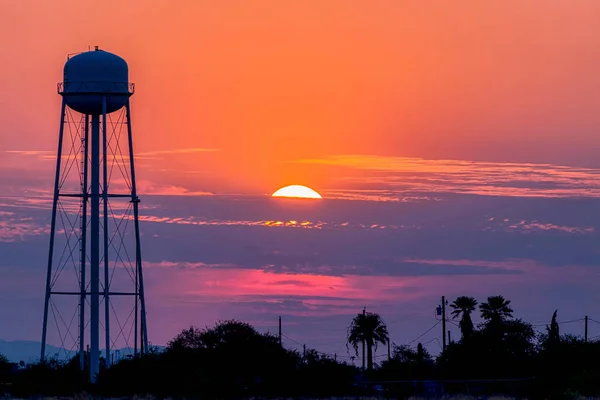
left=441, top=296, right=446, bottom=352
left=79, top=114, right=89, bottom=371
left=41, top=100, right=67, bottom=363
left=585, top=316, right=588, bottom=342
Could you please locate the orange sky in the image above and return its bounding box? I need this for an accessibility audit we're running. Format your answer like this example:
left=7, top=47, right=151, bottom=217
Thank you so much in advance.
left=2, top=0, right=600, bottom=194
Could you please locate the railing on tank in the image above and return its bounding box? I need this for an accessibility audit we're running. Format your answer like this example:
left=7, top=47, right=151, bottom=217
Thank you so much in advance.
left=57, top=81, right=135, bottom=95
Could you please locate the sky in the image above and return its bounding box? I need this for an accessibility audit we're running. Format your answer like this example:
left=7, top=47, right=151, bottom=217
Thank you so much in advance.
left=2, top=0, right=600, bottom=362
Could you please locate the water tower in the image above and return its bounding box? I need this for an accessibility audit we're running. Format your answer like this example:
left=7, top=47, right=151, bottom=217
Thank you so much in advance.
left=40, top=47, right=148, bottom=382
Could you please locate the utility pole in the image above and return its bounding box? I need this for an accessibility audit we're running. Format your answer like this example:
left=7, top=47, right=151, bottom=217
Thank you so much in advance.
left=441, top=296, right=446, bottom=352
left=448, top=330, right=452, bottom=344
left=387, top=339, right=391, bottom=360
left=585, top=316, right=588, bottom=342
left=303, top=344, right=306, bottom=360
left=278, top=316, right=282, bottom=346
left=362, top=307, right=366, bottom=371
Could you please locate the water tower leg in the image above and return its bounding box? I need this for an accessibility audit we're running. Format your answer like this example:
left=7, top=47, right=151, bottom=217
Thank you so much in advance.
left=102, top=97, right=111, bottom=367
left=126, top=101, right=149, bottom=353
left=134, top=266, right=138, bottom=357
left=90, top=113, right=100, bottom=383
left=79, top=114, right=89, bottom=371
left=41, top=99, right=67, bottom=363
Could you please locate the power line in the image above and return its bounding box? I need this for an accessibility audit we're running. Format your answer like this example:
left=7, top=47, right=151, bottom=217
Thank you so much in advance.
left=281, top=333, right=302, bottom=346
left=281, top=333, right=354, bottom=360
left=407, top=320, right=441, bottom=345
left=446, top=320, right=460, bottom=328
left=530, top=318, right=584, bottom=327
left=559, top=318, right=585, bottom=325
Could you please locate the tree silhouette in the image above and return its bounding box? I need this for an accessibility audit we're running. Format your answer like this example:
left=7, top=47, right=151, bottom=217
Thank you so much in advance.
left=0, top=353, right=11, bottom=387
left=379, top=343, right=433, bottom=384
left=546, top=309, right=560, bottom=346
left=503, top=318, right=536, bottom=354
left=388, top=343, right=432, bottom=364
left=480, top=295, right=513, bottom=333
left=416, top=343, right=426, bottom=362
left=167, top=326, right=204, bottom=350
left=161, top=320, right=302, bottom=397
left=450, top=296, right=478, bottom=340
left=167, top=320, right=268, bottom=351
left=478, top=295, right=515, bottom=351
left=346, top=311, right=389, bottom=371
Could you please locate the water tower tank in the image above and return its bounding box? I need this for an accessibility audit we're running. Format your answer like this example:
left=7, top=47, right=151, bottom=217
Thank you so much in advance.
left=60, top=47, right=132, bottom=115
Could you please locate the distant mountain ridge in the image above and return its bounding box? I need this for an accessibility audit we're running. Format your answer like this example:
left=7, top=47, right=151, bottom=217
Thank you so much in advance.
left=0, top=339, right=164, bottom=363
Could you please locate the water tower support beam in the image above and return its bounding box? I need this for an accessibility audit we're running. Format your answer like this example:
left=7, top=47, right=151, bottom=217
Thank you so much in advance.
left=102, top=97, right=111, bottom=367
left=126, top=100, right=149, bottom=353
left=79, top=114, right=89, bottom=371
left=90, top=113, right=100, bottom=382
left=41, top=99, right=67, bottom=363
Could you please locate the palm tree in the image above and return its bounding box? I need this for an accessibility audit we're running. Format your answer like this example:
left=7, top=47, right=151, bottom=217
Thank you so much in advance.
left=479, top=295, right=513, bottom=341
left=479, top=295, right=513, bottom=325
left=449, top=296, right=478, bottom=339
left=346, top=310, right=389, bottom=371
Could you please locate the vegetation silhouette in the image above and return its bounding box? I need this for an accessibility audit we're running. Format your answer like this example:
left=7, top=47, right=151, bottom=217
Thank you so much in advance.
left=2, top=296, right=600, bottom=398
left=450, top=295, right=477, bottom=340
left=346, top=310, right=389, bottom=371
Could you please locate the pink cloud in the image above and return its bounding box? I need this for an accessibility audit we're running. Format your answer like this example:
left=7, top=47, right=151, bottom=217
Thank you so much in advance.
left=144, top=257, right=600, bottom=315
left=145, top=264, right=422, bottom=307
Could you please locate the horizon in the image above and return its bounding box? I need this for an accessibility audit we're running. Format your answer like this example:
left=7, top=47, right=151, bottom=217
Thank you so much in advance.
left=1, top=0, right=600, bottom=364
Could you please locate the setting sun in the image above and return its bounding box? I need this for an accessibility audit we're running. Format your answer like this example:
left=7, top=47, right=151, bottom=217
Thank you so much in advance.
left=272, top=185, right=323, bottom=199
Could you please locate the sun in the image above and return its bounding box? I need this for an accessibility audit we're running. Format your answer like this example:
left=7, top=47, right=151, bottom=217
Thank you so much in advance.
left=272, top=185, right=323, bottom=199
